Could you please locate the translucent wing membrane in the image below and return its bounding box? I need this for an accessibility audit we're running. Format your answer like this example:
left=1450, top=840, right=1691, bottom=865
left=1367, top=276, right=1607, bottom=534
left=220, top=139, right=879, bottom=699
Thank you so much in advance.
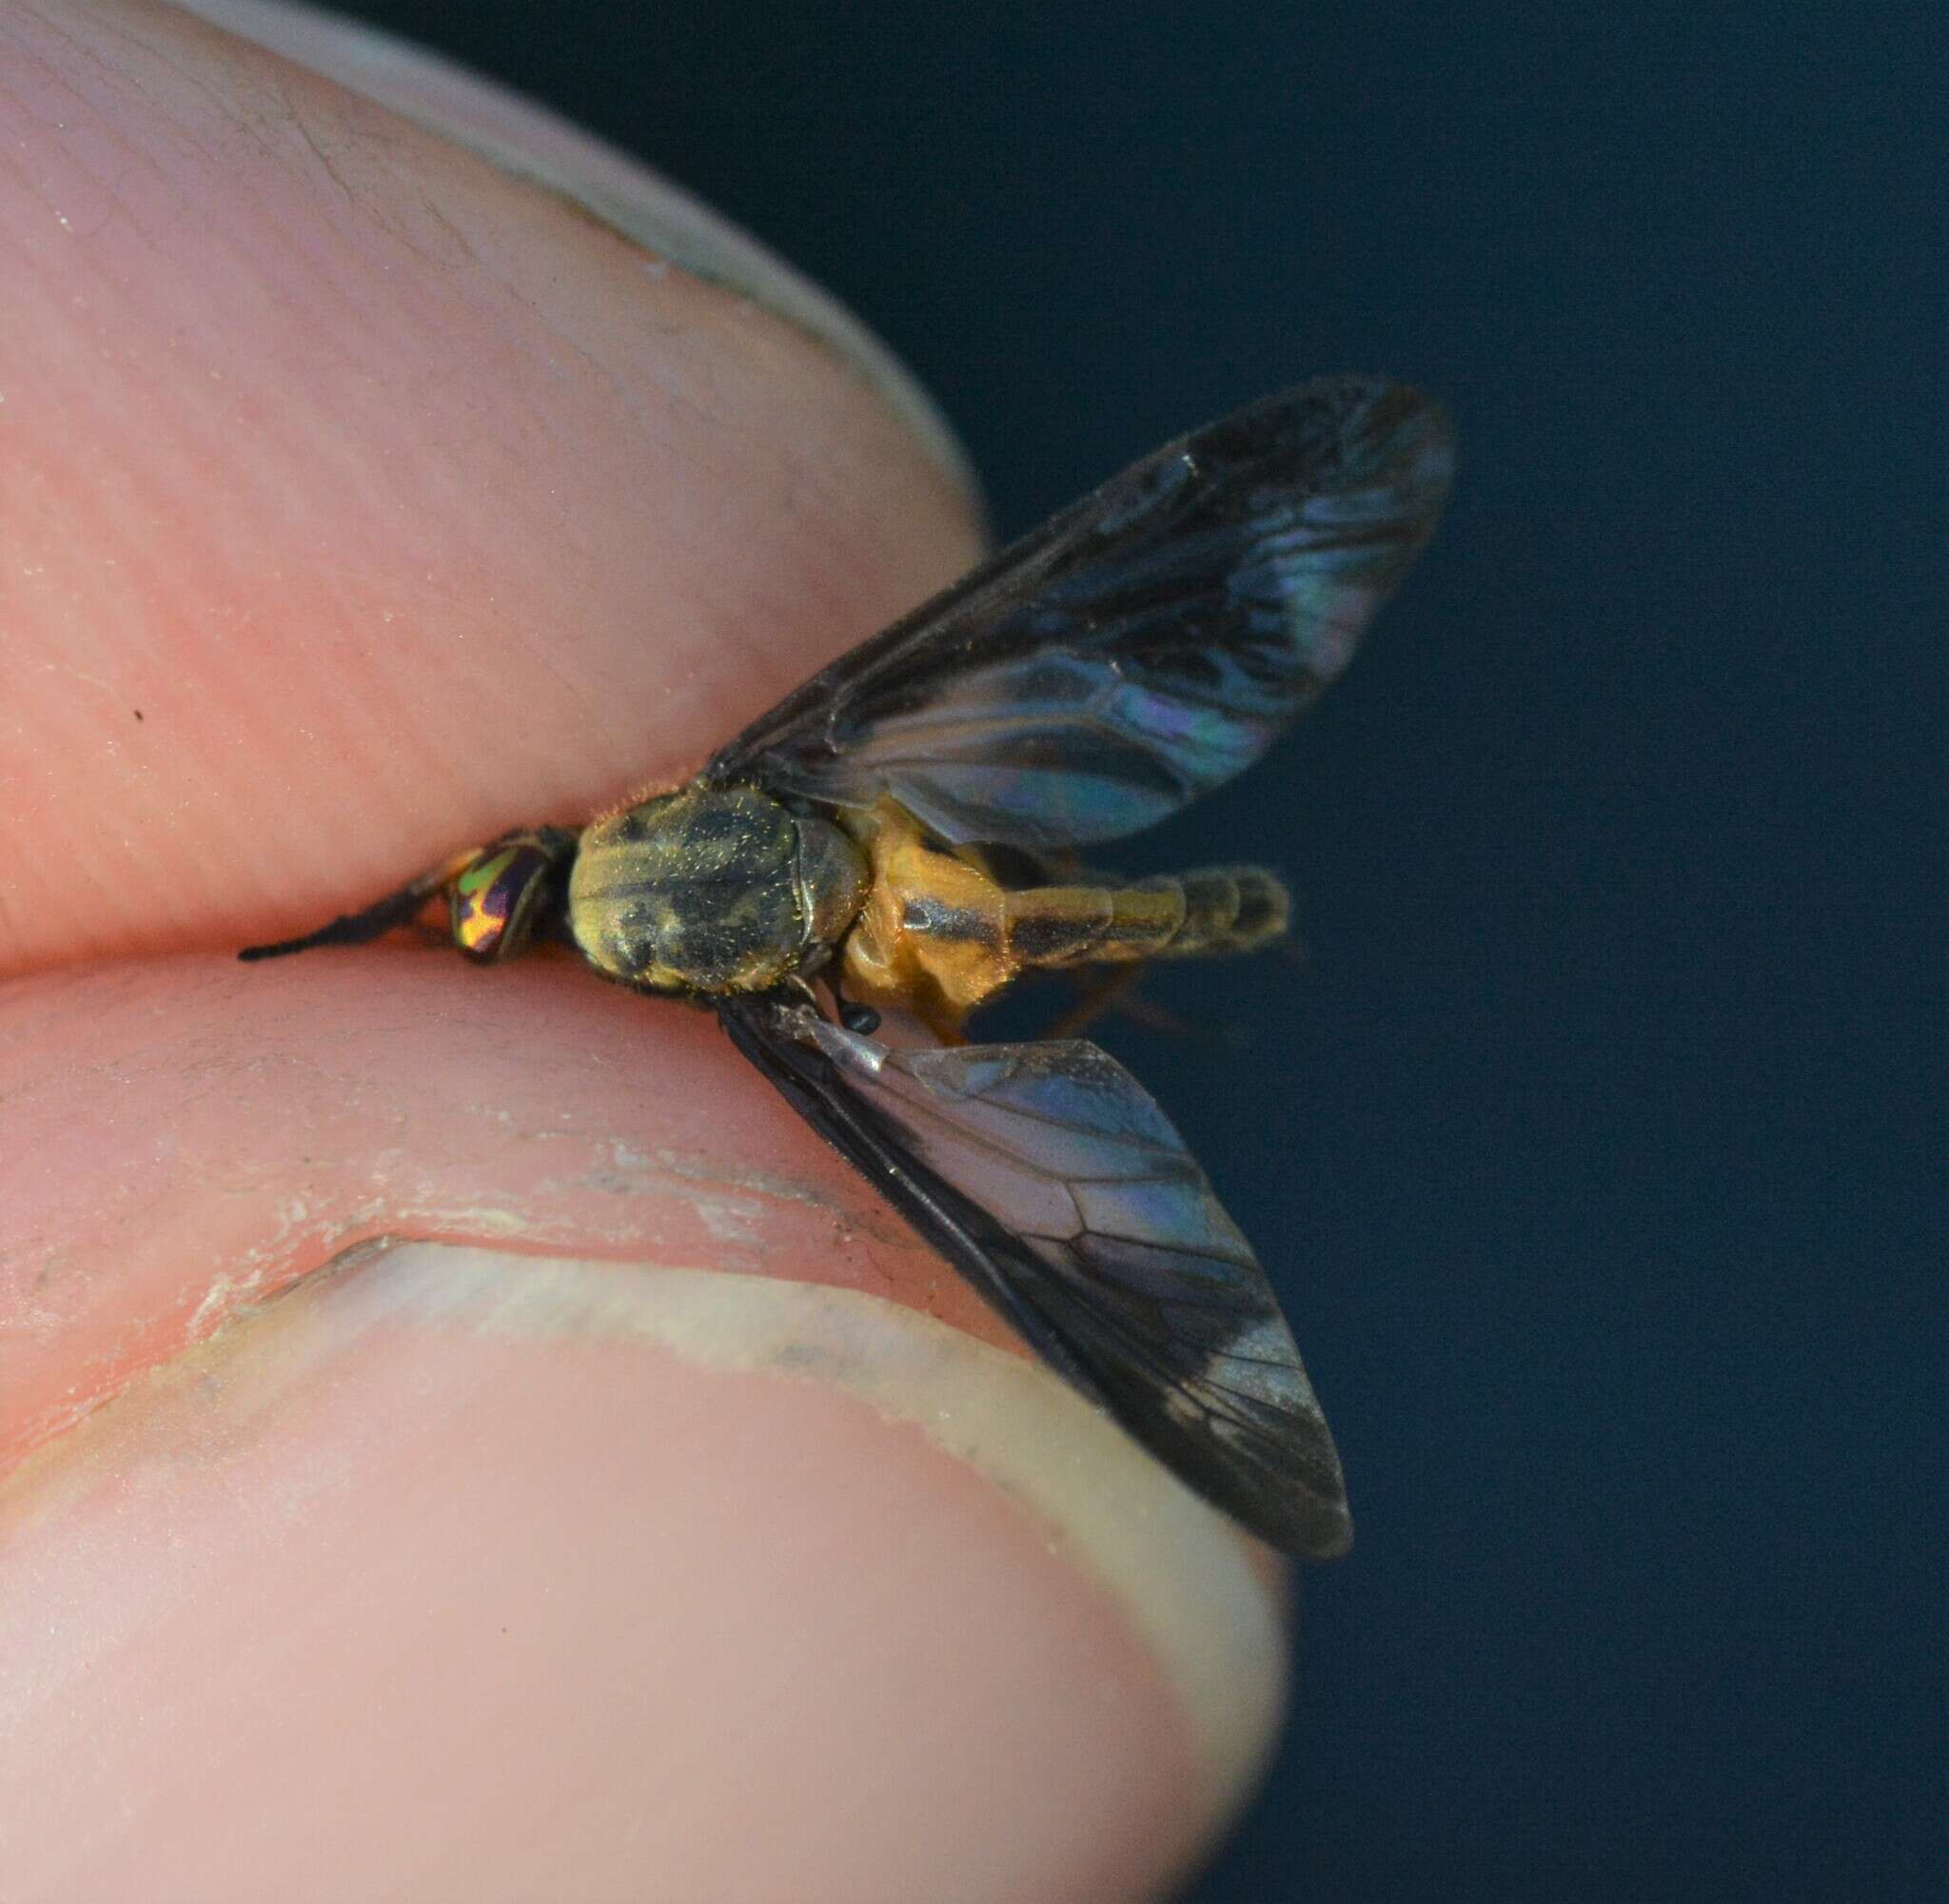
left=707, top=376, right=1452, bottom=850
left=720, top=997, right=1352, bottom=1558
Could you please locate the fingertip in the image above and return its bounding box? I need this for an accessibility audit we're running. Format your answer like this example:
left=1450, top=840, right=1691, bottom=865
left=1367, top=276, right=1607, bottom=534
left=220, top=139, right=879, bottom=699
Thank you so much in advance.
left=179, top=0, right=978, bottom=499
left=3, top=0, right=984, bottom=972
left=1, top=1241, right=1288, bottom=1903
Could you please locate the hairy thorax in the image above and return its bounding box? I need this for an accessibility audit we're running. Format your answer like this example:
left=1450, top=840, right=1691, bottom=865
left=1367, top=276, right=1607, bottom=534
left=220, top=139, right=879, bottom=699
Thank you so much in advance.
left=569, top=785, right=866, bottom=992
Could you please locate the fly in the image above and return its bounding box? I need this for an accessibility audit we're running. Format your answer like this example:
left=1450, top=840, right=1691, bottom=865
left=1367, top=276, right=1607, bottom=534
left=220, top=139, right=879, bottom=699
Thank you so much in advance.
left=242, top=376, right=1454, bottom=1559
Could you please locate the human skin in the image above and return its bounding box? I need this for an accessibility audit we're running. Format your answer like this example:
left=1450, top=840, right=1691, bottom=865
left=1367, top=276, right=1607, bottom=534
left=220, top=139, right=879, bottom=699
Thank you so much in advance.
left=0, top=5, right=1291, bottom=1900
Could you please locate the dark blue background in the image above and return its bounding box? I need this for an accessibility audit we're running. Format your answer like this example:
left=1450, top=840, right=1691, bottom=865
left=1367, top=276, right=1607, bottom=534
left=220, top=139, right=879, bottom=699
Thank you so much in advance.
left=344, top=5, right=1942, bottom=1897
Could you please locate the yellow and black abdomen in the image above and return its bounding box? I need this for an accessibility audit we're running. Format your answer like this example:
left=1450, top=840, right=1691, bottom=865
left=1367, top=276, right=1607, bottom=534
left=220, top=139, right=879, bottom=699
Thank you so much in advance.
left=1004, top=866, right=1289, bottom=966
left=838, top=797, right=1290, bottom=1035
left=570, top=785, right=866, bottom=993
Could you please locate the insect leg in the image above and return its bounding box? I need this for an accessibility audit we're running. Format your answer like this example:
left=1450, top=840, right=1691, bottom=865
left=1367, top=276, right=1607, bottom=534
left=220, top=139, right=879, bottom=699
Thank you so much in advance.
left=1037, top=964, right=1149, bottom=1040
left=1036, top=964, right=1246, bottom=1046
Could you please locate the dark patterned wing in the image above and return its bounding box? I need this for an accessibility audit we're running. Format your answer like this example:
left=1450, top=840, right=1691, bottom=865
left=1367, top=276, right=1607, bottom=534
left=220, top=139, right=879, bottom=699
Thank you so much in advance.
left=720, top=995, right=1351, bottom=1558
left=705, top=376, right=1452, bottom=850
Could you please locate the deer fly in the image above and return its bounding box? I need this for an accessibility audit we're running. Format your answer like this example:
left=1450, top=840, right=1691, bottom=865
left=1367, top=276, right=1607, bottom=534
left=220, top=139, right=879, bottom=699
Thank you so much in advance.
left=242, top=376, right=1453, bottom=1559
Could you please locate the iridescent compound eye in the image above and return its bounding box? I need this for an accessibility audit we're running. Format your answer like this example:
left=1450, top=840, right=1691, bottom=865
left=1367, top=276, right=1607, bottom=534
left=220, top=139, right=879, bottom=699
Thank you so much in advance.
left=449, top=834, right=564, bottom=963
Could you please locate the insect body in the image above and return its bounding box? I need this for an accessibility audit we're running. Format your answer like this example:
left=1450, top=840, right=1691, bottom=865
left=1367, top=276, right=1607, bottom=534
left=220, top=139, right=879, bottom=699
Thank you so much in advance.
left=569, top=786, right=867, bottom=994
left=243, top=376, right=1454, bottom=1558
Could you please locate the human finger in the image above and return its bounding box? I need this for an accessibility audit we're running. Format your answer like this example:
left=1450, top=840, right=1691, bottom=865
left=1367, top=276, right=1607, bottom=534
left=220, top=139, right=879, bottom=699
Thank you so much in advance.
left=1, top=0, right=978, bottom=975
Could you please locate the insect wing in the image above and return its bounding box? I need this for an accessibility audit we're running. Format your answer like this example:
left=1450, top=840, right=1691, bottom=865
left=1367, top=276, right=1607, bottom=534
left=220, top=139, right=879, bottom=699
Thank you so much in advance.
left=707, top=376, right=1452, bottom=851
left=720, top=998, right=1352, bottom=1558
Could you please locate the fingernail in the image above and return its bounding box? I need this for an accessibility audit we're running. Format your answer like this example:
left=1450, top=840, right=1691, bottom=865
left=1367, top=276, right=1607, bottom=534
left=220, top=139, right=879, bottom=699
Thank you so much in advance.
left=174, top=0, right=976, bottom=499
left=1, top=1241, right=1287, bottom=1896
